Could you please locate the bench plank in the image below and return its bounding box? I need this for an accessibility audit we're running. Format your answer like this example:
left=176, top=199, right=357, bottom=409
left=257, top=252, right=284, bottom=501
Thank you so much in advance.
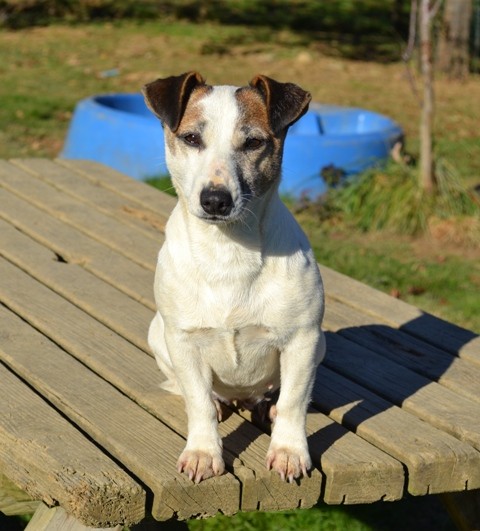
left=13, top=158, right=170, bottom=239
left=321, top=266, right=480, bottom=366
left=0, top=363, right=145, bottom=527
left=0, top=187, right=155, bottom=309
left=25, top=503, right=121, bottom=531
left=312, top=366, right=480, bottom=494
left=57, top=159, right=176, bottom=215
left=325, top=297, right=480, bottom=404
left=323, top=333, right=480, bottom=452
left=0, top=161, right=157, bottom=271
left=0, top=301, right=240, bottom=521
left=0, top=218, right=151, bottom=353
left=304, top=412, right=404, bottom=503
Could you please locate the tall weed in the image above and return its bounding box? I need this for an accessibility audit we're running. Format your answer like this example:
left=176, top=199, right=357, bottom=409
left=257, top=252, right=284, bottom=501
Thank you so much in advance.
left=326, top=161, right=480, bottom=243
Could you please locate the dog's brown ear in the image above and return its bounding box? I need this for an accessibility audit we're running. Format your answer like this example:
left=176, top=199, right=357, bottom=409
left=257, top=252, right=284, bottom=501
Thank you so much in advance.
left=142, top=72, right=205, bottom=132
left=249, top=75, right=311, bottom=134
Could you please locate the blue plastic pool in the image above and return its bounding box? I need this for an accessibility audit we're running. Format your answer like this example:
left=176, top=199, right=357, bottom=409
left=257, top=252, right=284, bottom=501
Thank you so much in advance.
left=61, top=93, right=403, bottom=198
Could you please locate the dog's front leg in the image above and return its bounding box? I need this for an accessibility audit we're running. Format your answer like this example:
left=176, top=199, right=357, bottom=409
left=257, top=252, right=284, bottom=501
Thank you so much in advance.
left=164, top=327, right=225, bottom=483
left=267, top=328, right=326, bottom=482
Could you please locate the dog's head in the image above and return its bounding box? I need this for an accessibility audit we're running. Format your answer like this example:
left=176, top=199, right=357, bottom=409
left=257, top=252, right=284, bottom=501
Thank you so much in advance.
left=143, top=72, right=311, bottom=224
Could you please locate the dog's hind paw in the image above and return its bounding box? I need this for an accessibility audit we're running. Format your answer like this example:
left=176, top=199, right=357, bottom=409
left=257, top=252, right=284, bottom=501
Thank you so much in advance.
left=177, top=450, right=225, bottom=483
left=266, top=446, right=311, bottom=483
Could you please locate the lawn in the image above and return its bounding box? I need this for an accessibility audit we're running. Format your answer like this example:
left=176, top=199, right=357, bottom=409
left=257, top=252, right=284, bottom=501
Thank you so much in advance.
left=1, top=16, right=478, bottom=530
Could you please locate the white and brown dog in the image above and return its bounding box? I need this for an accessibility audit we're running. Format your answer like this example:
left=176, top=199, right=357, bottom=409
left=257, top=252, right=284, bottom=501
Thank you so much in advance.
left=143, top=72, right=325, bottom=484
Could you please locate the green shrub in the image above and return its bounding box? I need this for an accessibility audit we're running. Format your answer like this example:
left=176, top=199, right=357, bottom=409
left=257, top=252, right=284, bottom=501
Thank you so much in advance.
left=325, top=161, right=480, bottom=242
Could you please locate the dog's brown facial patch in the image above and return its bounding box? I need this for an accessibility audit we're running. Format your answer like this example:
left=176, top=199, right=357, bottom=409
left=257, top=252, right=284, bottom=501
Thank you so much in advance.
left=167, top=86, right=212, bottom=154
left=234, top=87, right=284, bottom=197
left=235, top=88, right=271, bottom=134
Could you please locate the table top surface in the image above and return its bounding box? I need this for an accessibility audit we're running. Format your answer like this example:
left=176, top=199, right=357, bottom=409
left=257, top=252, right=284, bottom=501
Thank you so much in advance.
left=0, top=158, right=479, bottom=528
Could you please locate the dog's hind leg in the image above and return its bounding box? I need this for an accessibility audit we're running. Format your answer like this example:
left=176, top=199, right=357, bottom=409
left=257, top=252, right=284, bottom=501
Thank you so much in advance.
left=148, top=312, right=182, bottom=395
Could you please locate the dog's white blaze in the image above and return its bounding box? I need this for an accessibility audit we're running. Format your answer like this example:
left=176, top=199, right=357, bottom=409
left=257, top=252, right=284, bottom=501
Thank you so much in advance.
left=175, top=85, right=244, bottom=218
left=199, top=86, right=239, bottom=159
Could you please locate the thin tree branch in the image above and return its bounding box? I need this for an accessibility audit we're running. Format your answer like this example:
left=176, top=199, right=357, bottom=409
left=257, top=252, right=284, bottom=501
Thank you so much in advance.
left=403, top=0, right=422, bottom=105
left=403, top=0, right=418, bottom=60
left=429, top=0, right=443, bottom=20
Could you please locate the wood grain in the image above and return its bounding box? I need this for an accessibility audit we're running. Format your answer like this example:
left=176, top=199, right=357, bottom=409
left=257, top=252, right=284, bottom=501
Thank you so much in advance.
left=0, top=186, right=155, bottom=309
left=322, top=333, right=480, bottom=452
left=0, top=218, right=151, bottom=353
left=25, top=503, right=122, bottom=531
left=0, top=362, right=145, bottom=527
left=0, top=302, right=240, bottom=521
left=13, top=158, right=168, bottom=239
left=313, top=365, right=480, bottom=495
left=0, top=160, right=157, bottom=271
left=320, top=266, right=480, bottom=366
left=324, top=297, right=480, bottom=404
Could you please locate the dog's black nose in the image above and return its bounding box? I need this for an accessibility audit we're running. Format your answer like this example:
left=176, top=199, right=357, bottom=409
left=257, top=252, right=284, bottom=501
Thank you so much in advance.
left=200, top=187, right=234, bottom=217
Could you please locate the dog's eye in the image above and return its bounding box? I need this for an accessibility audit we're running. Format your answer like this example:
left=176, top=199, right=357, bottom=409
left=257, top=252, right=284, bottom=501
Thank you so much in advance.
left=182, top=133, right=202, bottom=147
left=244, top=138, right=264, bottom=150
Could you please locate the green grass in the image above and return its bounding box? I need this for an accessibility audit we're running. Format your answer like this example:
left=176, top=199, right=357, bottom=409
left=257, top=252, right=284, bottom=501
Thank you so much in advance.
left=189, top=495, right=455, bottom=531
left=323, top=162, right=479, bottom=237
left=145, top=176, right=176, bottom=196
left=305, top=224, right=480, bottom=332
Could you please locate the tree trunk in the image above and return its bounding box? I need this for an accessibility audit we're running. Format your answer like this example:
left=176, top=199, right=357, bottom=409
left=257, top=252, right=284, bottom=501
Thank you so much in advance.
left=437, top=0, right=473, bottom=79
left=419, top=0, right=436, bottom=192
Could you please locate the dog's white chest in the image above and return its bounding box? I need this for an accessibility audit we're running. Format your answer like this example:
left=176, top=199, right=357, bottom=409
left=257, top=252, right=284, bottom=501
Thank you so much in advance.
left=186, top=324, right=282, bottom=401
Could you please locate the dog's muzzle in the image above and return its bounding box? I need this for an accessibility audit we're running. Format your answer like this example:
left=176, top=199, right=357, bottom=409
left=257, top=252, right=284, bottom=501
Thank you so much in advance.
left=200, top=186, right=234, bottom=219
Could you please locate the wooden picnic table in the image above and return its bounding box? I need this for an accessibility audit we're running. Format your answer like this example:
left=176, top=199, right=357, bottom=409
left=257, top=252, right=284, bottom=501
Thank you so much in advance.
left=0, top=158, right=479, bottom=530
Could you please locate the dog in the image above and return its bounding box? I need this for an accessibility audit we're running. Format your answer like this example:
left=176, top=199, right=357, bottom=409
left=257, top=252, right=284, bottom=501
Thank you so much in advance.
left=143, top=72, right=326, bottom=484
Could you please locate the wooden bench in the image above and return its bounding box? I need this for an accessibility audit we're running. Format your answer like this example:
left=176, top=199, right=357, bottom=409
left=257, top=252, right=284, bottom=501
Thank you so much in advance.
left=0, top=159, right=479, bottom=530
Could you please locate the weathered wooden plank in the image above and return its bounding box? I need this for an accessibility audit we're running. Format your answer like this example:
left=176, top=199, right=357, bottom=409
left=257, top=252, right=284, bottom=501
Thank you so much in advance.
left=0, top=187, right=155, bottom=310
left=320, top=265, right=480, bottom=366
left=0, top=160, right=157, bottom=271
left=25, top=503, right=122, bottom=531
left=57, top=159, right=176, bottom=215
left=237, top=405, right=404, bottom=504
left=0, top=474, right=40, bottom=516
left=322, top=332, right=480, bottom=452
left=12, top=158, right=170, bottom=239
left=0, top=303, right=240, bottom=521
left=0, top=218, right=151, bottom=353
left=312, top=365, right=480, bottom=495
left=324, top=297, right=480, bottom=404
left=0, top=362, right=145, bottom=527
left=305, top=411, right=404, bottom=503
left=0, top=258, right=323, bottom=513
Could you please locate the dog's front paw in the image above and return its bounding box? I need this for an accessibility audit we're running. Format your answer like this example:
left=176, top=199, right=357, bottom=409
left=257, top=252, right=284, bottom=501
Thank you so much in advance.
left=177, top=449, right=225, bottom=483
left=266, top=445, right=311, bottom=483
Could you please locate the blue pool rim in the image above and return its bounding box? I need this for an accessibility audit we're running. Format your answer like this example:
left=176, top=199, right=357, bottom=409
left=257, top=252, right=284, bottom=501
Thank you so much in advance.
left=61, top=93, right=403, bottom=199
